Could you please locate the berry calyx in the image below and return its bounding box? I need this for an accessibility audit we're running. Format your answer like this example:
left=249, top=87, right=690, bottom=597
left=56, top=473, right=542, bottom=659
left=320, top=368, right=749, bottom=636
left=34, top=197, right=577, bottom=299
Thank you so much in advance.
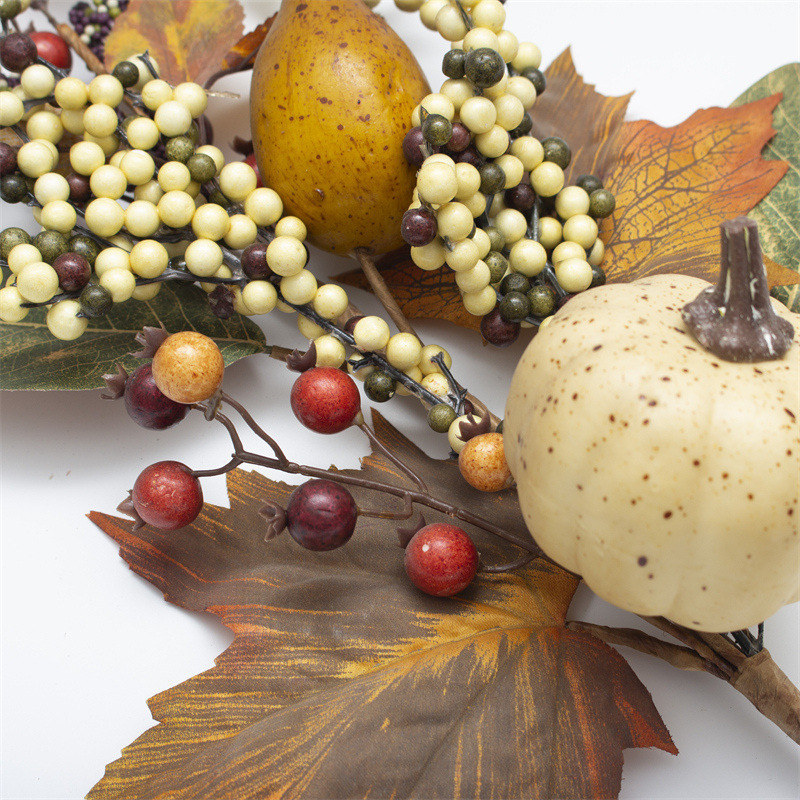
left=29, top=31, right=72, bottom=71
left=285, top=479, right=358, bottom=551
left=290, top=367, right=361, bottom=434
left=131, top=461, right=203, bottom=530
left=404, top=523, right=479, bottom=597
left=151, top=331, right=225, bottom=404
left=124, top=363, right=189, bottom=430
left=458, top=432, right=513, bottom=492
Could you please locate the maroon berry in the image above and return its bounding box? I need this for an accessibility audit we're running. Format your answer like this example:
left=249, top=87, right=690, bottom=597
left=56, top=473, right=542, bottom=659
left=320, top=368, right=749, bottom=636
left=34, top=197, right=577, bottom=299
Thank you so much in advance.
left=404, top=523, right=479, bottom=597
left=290, top=367, right=361, bottom=434
left=285, top=479, right=358, bottom=551
left=401, top=207, right=437, bottom=247
left=131, top=461, right=203, bottom=530
left=52, top=252, right=90, bottom=292
left=241, top=242, right=271, bottom=279
left=66, top=173, right=91, bottom=203
left=1, top=33, right=38, bottom=72
left=505, top=182, right=537, bottom=213
left=480, top=308, right=520, bottom=347
left=456, top=147, right=484, bottom=169
left=124, top=362, right=188, bottom=430
left=402, top=126, right=428, bottom=167
left=446, top=122, right=471, bottom=154
left=343, top=315, right=364, bottom=335
left=0, top=143, right=16, bottom=177
left=29, top=31, right=72, bottom=71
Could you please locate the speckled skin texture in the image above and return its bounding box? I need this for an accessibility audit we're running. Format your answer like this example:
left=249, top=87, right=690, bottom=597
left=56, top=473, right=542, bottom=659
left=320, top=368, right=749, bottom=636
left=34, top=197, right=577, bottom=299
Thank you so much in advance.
left=250, top=0, right=430, bottom=255
left=290, top=367, right=361, bottom=433
left=404, top=523, right=479, bottom=597
left=286, top=479, right=358, bottom=551
left=132, top=461, right=203, bottom=530
left=458, top=432, right=513, bottom=492
left=505, top=274, right=800, bottom=631
left=151, top=332, right=224, bottom=404
left=124, top=363, right=188, bottom=430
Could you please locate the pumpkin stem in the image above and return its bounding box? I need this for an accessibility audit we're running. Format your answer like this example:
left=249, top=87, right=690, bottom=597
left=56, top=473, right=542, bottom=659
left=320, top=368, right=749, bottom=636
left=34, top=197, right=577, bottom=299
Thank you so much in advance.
left=682, top=217, right=794, bottom=362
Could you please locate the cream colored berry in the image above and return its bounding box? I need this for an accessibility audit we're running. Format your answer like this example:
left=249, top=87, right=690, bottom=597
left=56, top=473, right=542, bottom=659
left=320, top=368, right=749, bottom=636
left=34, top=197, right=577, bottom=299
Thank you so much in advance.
left=21, top=64, right=55, bottom=99
left=174, top=82, right=208, bottom=117
left=313, top=334, right=347, bottom=368
left=588, top=237, right=605, bottom=266
left=99, top=267, right=136, bottom=302
left=94, top=247, right=130, bottom=276
left=448, top=415, right=472, bottom=454
left=90, top=164, right=127, bottom=199
left=83, top=132, right=119, bottom=158
left=17, top=140, right=55, bottom=177
left=40, top=200, right=77, bottom=234
left=421, top=372, right=450, bottom=398
left=242, top=280, right=278, bottom=315
left=419, top=344, right=452, bottom=375
left=298, top=314, right=325, bottom=339
left=219, top=162, right=258, bottom=202
left=124, top=200, right=161, bottom=238
left=494, top=94, right=524, bottom=131
left=224, top=214, right=258, bottom=249
left=396, top=364, right=424, bottom=396
left=472, top=0, right=505, bottom=31
left=266, top=235, right=307, bottom=277
left=555, top=186, right=591, bottom=219
left=552, top=241, right=586, bottom=265
left=455, top=260, right=491, bottom=293
left=88, top=74, right=124, bottom=107
left=531, top=162, right=565, bottom=197
left=510, top=136, right=543, bottom=171
left=482, top=72, right=508, bottom=101
left=0, top=91, right=24, bottom=126
left=420, top=0, right=448, bottom=30
left=154, top=100, right=192, bottom=137
left=463, top=26, right=499, bottom=52
left=417, top=161, right=458, bottom=205
left=497, top=29, right=519, bottom=63
left=463, top=192, right=487, bottom=218
left=54, top=77, right=88, bottom=110
left=26, top=110, right=63, bottom=143
left=435, top=2, right=468, bottom=40
left=496, top=154, right=524, bottom=189
left=274, top=215, right=307, bottom=240
left=34, top=173, right=69, bottom=205
left=386, top=332, right=423, bottom=370
left=280, top=269, right=318, bottom=305
left=512, top=41, right=542, bottom=70
left=494, top=208, right=527, bottom=244
left=17, top=261, right=59, bottom=303
left=182, top=239, right=222, bottom=277
left=83, top=103, right=119, bottom=138
left=472, top=227, right=491, bottom=259
left=509, top=239, right=547, bottom=277
left=455, top=162, right=481, bottom=200
left=461, top=285, right=497, bottom=315
left=129, top=240, right=169, bottom=279
left=158, top=191, right=196, bottom=229
left=85, top=198, right=125, bottom=237
left=459, top=96, right=496, bottom=134
left=562, top=214, right=599, bottom=249
left=190, top=203, right=229, bottom=240
left=199, top=264, right=232, bottom=293
left=0, top=286, right=28, bottom=323
left=440, top=78, right=474, bottom=111
left=411, top=240, right=447, bottom=271
left=131, top=282, right=161, bottom=301
left=353, top=315, right=391, bottom=352
left=120, top=149, right=156, bottom=186
left=554, top=257, right=593, bottom=293
left=537, top=216, right=562, bottom=250
left=395, top=0, right=424, bottom=10
left=244, top=188, right=283, bottom=227
left=46, top=300, right=87, bottom=340
left=506, top=75, right=536, bottom=109
left=475, top=125, right=510, bottom=158
left=157, top=162, right=192, bottom=194
left=420, top=92, right=455, bottom=121
left=141, top=79, right=173, bottom=110
left=312, top=283, right=349, bottom=320
left=437, top=201, right=473, bottom=241
left=445, top=238, right=481, bottom=272
left=7, top=244, right=41, bottom=274
left=425, top=153, right=456, bottom=168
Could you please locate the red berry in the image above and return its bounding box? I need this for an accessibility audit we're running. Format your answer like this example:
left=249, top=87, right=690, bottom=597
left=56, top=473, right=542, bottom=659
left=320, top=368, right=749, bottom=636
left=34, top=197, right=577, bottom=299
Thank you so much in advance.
left=285, top=479, right=358, bottom=551
left=290, top=367, right=361, bottom=434
left=124, top=363, right=188, bottom=430
left=244, top=154, right=263, bottom=188
left=131, top=461, right=203, bottom=530
left=29, top=32, right=72, bottom=71
left=404, top=523, right=479, bottom=597
left=52, top=252, right=90, bottom=292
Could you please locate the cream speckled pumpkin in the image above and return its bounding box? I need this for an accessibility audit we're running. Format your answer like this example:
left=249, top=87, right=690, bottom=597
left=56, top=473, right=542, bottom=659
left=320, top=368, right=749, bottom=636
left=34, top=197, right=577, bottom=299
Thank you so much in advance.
left=504, top=274, right=799, bottom=632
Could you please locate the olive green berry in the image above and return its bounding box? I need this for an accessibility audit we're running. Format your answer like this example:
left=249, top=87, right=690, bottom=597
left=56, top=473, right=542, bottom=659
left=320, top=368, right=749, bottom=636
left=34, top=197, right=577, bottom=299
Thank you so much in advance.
left=484, top=250, right=508, bottom=284
left=68, top=234, right=101, bottom=267
left=111, top=61, right=139, bottom=89
left=576, top=174, right=603, bottom=195
left=589, top=188, right=616, bottom=218
left=498, top=290, right=531, bottom=323
left=165, top=136, right=195, bottom=164
left=442, top=49, right=466, bottom=80
left=364, top=370, right=396, bottom=403
left=542, top=137, right=571, bottom=169
left=79, top=283, right=113, bottom=318
left=0, top=226, right=31, bottom=259
left=527, top=284, right=558, bottom=317
left=1, top=174, right=28, bottom=204
left=428, top=402, right=457, bottom=433
left=422, top=114, right=453, bottom=147
left=187, top=152, right=217, bottom=184
left=501, top=272, right=531, bottom=295
left=33, top=230, right=68, bottom=263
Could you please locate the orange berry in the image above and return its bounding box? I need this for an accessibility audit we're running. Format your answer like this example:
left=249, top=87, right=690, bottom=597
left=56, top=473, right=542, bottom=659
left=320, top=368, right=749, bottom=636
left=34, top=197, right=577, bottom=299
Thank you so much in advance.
left=151, top=331, right=224, bottom=404
left=458, top=432, right=513, bottom=492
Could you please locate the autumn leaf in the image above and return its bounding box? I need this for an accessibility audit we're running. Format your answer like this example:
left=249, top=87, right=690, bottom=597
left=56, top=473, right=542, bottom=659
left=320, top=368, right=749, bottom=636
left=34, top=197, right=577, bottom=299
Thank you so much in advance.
left=220, top=18, right=275, bottom=72
left=104, top=0, right=245, bottom=86
left=88, top=412, right=675, bottom=799
left=338, top=51, right=798, bottom=329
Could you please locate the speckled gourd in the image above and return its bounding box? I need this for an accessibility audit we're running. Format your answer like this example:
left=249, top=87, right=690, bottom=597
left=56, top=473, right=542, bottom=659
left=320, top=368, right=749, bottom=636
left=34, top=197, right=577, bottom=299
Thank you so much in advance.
left=504, top=219, right=799, bottom=632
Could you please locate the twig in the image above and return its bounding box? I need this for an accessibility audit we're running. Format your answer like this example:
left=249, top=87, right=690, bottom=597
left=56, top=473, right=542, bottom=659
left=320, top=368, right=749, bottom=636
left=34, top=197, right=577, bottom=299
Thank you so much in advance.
left=352, top=248, right=419, bottom=336
left=358, top=421, right=429, bottom=493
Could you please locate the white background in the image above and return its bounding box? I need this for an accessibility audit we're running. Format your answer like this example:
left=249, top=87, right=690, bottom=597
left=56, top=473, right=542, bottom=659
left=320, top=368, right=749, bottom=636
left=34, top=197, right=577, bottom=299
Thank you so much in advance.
left=2, top=1, right=799, bottom=798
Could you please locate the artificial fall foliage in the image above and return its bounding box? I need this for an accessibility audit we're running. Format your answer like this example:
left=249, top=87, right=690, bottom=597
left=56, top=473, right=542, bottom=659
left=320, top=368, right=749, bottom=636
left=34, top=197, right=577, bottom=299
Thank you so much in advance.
left=89, top=412, right=675, bottom=800
left=337, top=51, right=800, bottom=331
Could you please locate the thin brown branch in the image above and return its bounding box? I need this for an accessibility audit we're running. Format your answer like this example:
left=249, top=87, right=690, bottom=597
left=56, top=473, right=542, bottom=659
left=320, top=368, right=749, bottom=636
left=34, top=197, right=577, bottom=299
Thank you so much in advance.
left=358, top=422, right=429, bottom=493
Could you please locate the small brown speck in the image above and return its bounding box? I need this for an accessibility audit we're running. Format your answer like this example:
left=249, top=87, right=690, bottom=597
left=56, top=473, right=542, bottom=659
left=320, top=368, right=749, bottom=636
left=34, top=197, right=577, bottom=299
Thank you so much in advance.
left=637, top=556, right=648, bottom=566
left=663, top=510, right=673, bottom=519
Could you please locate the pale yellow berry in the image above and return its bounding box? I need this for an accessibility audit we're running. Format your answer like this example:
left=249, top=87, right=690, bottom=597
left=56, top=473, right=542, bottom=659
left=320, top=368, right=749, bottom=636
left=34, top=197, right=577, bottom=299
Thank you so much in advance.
left=129, top=180, right=161, bottom=208
left=280, top=269, right=317, bottom=305
left=120, top=149, right=156, bottom=186
left=435, top=3, right=469, bottom=40
left=90, top=164, right=127, bottom=199
left=124, top=200, right=161, bottom=238
left=85, top=198, right=125, bottom=237
left=298, top=314, right=325, bottom=339
left=89, top=74, right=124, bottom=107
left=395, top=0, right=424, bottom=10
left=436, top=201, right=473, bottom=241
left=181, top=238, right=222, bottom=278
left=506, top=75, right=536, bottom=109
left=99, top=267, right=136, bottom=302
left=537, top=216, right=562, bottom=250
left=21, top=64, right=55, bottom=99
left=83, top=103, right=119, bottom=138
left=397, top=364, right=423, bottom=396
left=60, top=109, right=85, bottom=136
left=313, top=334, right=346, bottom=368
left=420, top=0, right=448, bottom=29
left=494, top=94, right=524, bottom=131
left=419, top=92, right=454, bottom=121
left=199, top=264, right=232, bottom=293
left=353, top=315, right=391, bottom=352
left=463, top=26, right=499, bottom=52
left=455, top=260, right=491, bottom=293
left=0, top=286, right=28, bottom=322
left=497, top=29, right=519, bottom=63
left=34, top=173, right=69, bottom=205
left=130, top=282, right=161, bottom=301
left=173, top=82, right=208, bottom=118
left=472, top=227, right=491, bottom=259
left=531, top=162, right=565, bottom=197
left=588, top=237, right=605, bottom=267
left=46, top=300, right=87, bottom=340
left=448, top=415, right=473, bottom=453
left=419, top=344, right=452, bottom=375
left=472, top=0, right=505, bottom=32
left=0, top=91, right=24, bottom=126
left=440, top=78, right=474, bottom=111
left=455, top=162, right=481, bottom=200
left=274, top=215, right=307, bottom=240
left=552, top=241, right=586, bottom=265
left=494, top=208, right=527, bottom=244
left=421, top=372, right=450, bottom=398
left=475, top=125, right=510, bottom=158
left=244, top=188, right=283, bottom=226
left=141, top=79, right=173, bottom=110
left=509, top=238, right=547, bottom=276
left=40, top=200, right=77, bottom=234
left=54, top=77, right=88, bottom=110
left=445, top=238, right=480, bottom=272
left=510, top=136, right=544, bottom=171
left=94, top=247, right=130, bottom=276
left=190, top=202, right=229, bottom=240
left=312, top=283, right=349, bottom=320
left=159, top=190, right=197, bottom=229
left=496, top=154, right=524, bottom=189
left=129, top=240, right=169, bottom=279
left=555, top=257, right=593, bottom=293
left=17, top=261, right=59, bottom=303
left=7, top=244, right=41, bottom=274
left=459, top=96, right=496, bottom=135
left=386, top=332, right=422, bottom=370
left=26, top=110, right=63, bottom=143
left=154, top=100, right=192, bottom=137
left=537, top=314, right=555, bottom=331
left=17, top=140, right=55, bottom=177
left=195, top=145, right=224, bottom=174
left=240, top=280, right=277, bottom=315
left=224, top=214, right=258, bottom=249
left=512, top=42, right=542, bottom=71
left=126, top=116, right=160, bottom=150
left=461, top=285, right=497, bottom=315
left=417, top=161, right=458, bottom=205
left=266, top=235, right=307, bottom=277
left=555, top=186, right=591, bottom=219
left=411, top=240, right=447, bottom=271
left=425, top=153, right=456, bottom=169
left=562, top=214, right=599, bottom=249
left=83, top=132, right=119, bottom=158
left=463, top=192, right=487, bottom=218
left=219, top=162, right=258, bottom=202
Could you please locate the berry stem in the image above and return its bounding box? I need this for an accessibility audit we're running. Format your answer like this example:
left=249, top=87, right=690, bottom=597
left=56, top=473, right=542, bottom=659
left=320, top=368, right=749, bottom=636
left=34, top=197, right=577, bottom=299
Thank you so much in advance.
left=358, top=421, right=429, bottom=492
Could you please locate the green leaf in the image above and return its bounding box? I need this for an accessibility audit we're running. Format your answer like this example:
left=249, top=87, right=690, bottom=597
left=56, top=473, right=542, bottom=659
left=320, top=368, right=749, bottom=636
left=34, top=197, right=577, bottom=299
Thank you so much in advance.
left=0, top=283, right=267, bottom=391
left=733, top=63, right=800, bottom=312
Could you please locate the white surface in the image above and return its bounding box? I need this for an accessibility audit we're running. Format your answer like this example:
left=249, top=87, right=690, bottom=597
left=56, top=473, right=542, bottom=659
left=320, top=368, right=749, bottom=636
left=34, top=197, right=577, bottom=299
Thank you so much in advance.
left=2, top=1, right=799, bottom=798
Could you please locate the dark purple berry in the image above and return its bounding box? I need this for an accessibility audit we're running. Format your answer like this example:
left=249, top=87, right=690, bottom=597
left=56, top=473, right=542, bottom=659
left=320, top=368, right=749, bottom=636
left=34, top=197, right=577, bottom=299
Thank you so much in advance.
left=285, top=479, right=358, bottom=551
left=0, top=33, right=38, bottom=72
left=0, top=142, right=17, bottom=177
left=402, top=126, right=428, bottom=167
left=124, top=363, right=189, bottom=430
left=241, top=242, right=271, bottom=279
left=401, top=207, right=437, bottom=247
left=480, top=308, right=520, bottom=347
left=504, top=182, right=537, bottom=213
left=52, top=252, right=91, bottom=292
left=445, top=122, right=471, bottom=154
left=456, top=147, right=483, bottom=169
left=343, top=315, right=364, bottom=335
left=67, top=173, right=91, bottom=203
left=208, top=285, right=235, bottom=319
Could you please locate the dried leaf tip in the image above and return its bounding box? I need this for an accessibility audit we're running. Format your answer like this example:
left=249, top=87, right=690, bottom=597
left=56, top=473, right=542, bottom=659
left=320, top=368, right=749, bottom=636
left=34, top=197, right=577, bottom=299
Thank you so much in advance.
left=131, top=326, right=169, bottom=359
left=100, top=363, right=128, bottom=400
left=259, top=501, right=287, bottom=541
left=682, top=218, right=795, bottom=363
left=286, top=342, right=317, bottom=373
left=458, top=409, right=492, bottom=442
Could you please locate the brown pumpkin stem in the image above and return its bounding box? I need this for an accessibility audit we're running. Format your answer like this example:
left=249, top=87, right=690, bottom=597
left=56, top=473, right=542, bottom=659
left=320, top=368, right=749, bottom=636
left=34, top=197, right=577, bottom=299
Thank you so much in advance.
left=682, top=217, right=794, bottom=362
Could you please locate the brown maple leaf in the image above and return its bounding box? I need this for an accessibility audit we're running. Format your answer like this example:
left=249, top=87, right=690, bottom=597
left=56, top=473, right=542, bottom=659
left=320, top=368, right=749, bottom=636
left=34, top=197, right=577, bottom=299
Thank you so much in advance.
left=88, top=412, right=675, bottom=800
left=103, top=0, right=245, bottom=86
left=337, top=50, right=798, bottom=330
